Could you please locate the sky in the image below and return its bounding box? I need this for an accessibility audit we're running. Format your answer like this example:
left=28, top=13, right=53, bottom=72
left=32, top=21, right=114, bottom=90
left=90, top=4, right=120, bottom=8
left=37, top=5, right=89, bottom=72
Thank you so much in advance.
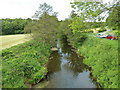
left=0, top=0, right=113, bottom=20
left=0, top=0, right=73, bottom=20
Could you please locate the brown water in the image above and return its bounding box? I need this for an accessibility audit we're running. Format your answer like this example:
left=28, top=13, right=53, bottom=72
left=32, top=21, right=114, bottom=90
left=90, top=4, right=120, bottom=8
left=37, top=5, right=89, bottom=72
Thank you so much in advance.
left=34, top=37, right=99, bottom=88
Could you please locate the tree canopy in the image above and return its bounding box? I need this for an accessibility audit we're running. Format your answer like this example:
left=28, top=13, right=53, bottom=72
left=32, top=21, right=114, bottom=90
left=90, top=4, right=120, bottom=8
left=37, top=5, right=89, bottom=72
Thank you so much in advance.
left=25, top=3, right=59, bottom=46
left=69, top=1, right=119, bottom=33
left=33, top=2, right=58, bottom=19
left=1, top=18, right=31, bottom=35
left=106, top=2, right=120, bottom=30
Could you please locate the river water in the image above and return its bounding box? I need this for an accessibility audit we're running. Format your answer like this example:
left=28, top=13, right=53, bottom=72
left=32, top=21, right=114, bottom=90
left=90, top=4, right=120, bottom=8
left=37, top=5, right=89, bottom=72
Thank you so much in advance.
left=34, top=37, right=99, bottom=88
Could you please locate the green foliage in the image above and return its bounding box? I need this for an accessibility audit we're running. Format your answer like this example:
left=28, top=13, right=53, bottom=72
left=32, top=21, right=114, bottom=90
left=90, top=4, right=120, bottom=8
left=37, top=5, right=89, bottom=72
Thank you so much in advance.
left=58, top=19, right=72, bottom=36
left=2, top=40, right=51, bottom=88
left=70, top=1, right=119, bottom=33
left=70, top=2, right=105, bottom=22
left=29, top=67, right=47, bottom=84
left=63, top=1, right=119, bottom=88
left=70, top=10, right=77, bottom=19
left=25, top=14, right=59, bottom=46
left=70, top=16, right=105, bottom=34
left=25, top=3, right=59, bottom=46
left=67, top=32, right=87, bottom=48
left=33, top=3, right=58, bottom=19
left=71, top=36, right=118, bottom=88
left=70, top=17, right=85, bottom=33
left=1, top=18, right=31, bottom=35
left=106, top=2, right=120, bottom=30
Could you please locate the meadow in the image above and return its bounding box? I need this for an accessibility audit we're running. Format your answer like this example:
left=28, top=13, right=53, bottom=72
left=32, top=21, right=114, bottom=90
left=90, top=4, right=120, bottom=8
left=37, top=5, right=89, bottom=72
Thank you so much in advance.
left=0, top=34, right=31, bottom=50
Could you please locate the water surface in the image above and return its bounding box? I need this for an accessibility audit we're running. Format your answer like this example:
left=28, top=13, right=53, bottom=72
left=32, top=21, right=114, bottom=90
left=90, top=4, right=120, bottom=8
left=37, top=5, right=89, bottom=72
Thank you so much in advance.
left=35, top=39, right=98, bottom=88
left=44, top=38, right=98, bottom=88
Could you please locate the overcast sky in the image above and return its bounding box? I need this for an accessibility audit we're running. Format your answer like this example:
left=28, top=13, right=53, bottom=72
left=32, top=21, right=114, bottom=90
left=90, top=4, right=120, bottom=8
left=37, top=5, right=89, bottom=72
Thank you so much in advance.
left=0, top=0, right=112, bottom=20
left=0, top=0, right=73, bottom=20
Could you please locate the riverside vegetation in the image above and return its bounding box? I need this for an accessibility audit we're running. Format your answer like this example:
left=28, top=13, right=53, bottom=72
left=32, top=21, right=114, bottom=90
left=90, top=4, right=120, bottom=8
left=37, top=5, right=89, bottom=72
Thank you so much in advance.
left=68, top=35, right=118, bottom=88
left=80, top=37, right=118, bottom=88
left=2, top=3, right=58, bottom=88
left=2, top=40, right=51, bottom=88
left=67, top=2, right=119, bottom=88
left=66, top=1, right=119, bottom=88
left=2, top=1, right=119, bottom=88
left=1, top=18, right=32, bottom=35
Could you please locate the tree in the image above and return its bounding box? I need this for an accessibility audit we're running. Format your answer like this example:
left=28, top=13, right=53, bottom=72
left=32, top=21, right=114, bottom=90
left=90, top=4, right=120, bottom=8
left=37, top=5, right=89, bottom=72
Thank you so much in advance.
left=32, top=14, right=59, bottom=45
left=70, top=2, right=105, bottom=22
left=2, top=18, right=27, bottom=35
left=69, top=1, right=107, bottom=34
left=70, top=10, right=77, bottom=19
left=58, top=19, right=72, bottom=36
left=70, top=1, right=120, bottom=31
left=25, top=3, right=59, bottom=46
left=106, top=2, right=120, bottom=30
left=33, top=2, right=58, bottom=19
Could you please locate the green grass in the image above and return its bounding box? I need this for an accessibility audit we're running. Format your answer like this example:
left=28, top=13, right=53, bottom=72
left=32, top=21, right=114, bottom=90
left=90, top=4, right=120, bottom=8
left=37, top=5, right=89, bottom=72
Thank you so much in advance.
left=2, top=40, right=51, bottom=88
left=68, top=33, right=118, bottom=88
left=1, top=34, right=31, bottom=50
left=77, top=37, right=118, bottom=88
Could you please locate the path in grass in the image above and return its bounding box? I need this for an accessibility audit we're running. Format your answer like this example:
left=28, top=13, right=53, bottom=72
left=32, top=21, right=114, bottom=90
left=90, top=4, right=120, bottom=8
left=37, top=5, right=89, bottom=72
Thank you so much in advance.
left=0, top=34, right=31, bottom=50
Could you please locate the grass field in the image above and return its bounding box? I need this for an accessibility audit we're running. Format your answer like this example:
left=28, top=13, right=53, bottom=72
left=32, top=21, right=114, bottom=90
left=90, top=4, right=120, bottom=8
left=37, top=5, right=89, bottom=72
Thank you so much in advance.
left=0, top=34, right=31, bottom=50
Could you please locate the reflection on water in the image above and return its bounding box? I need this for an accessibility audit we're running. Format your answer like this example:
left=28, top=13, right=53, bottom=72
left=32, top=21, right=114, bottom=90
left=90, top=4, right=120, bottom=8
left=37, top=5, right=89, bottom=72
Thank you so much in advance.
left=47, top=51, right=61, bottom=73
left=45, top=37, right=98, bottom=88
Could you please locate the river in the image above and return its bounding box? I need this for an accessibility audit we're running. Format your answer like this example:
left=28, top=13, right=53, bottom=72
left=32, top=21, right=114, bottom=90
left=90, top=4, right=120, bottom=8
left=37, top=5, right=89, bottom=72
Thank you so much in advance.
left=33, top=37, right=99, bottom=88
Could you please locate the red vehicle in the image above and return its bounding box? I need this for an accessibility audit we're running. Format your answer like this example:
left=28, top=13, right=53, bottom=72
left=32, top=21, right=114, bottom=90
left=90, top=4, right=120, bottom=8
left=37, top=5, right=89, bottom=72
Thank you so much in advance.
left=106, top=35, right=116, bottom=40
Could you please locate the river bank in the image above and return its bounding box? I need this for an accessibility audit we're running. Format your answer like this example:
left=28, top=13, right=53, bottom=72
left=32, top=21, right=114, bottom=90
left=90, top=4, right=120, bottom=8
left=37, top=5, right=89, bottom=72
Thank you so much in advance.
left=68, top=35, right=118, bottom=88
left=33, top=37, right=100, bottom=88
left=2, top=35, right=118, bottom=88
left=2, top=40, right=51, bottom=88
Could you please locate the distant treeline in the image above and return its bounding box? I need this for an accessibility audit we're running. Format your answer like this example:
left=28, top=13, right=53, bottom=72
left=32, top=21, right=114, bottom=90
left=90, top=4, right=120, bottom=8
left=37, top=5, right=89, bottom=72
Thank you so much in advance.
left=1, top=18, right=32, bottom=35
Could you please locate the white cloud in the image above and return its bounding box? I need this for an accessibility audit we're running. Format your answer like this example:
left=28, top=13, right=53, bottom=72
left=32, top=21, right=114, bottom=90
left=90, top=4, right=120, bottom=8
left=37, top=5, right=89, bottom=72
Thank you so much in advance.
left=0, top=0, right=73, bottom=20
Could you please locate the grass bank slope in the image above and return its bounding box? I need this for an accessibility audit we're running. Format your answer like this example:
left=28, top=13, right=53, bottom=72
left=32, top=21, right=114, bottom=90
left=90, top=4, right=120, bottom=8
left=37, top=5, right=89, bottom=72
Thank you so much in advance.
left=77, top=37, right=118, bottom=88
left=68, top=34, right=118, bottom=88
left=2, top=40, right=51, bottom=88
